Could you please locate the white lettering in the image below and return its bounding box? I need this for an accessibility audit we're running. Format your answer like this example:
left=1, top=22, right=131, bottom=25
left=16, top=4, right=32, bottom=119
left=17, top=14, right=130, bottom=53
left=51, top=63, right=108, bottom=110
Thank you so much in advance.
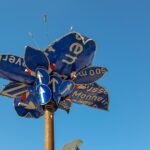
left=78, top=71, right=87, bottom=77
left=70, top=43, right=83, bottom=55
left=89, top=70, right=95, bottom=76
left=2, top=55, right=8, bottom=61
left=72, top=91, right=82, bottom=97
left=96, top=68, right=101, bottom=74
left=75, top=34, right=82, bottom=40
left=0, top=55, right=25, bottom=67
left=15, top=58, right=22, bottom=66
left=9, top=56, right=15, bottom=63
left=72, top=91, right=104, bottom=102
left=62, top=54, right=77, bottom=65
left=63, top=42, right=83, bottom=65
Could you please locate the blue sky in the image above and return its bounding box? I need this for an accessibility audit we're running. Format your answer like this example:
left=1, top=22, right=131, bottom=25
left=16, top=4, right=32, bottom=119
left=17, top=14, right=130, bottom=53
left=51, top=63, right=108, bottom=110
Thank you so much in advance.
left=0, top=0, right=150, bottom=150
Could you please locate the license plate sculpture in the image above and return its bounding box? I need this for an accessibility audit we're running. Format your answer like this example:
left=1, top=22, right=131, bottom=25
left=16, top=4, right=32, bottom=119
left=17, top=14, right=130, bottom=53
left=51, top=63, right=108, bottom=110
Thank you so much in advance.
left=0, top=32, right=109, bottom=118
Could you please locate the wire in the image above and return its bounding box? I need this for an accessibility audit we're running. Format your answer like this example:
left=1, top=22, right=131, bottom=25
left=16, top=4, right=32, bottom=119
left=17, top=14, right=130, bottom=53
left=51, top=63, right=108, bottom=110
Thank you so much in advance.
left=28, top=32, right=40, bottom=48
left=70, top=26, right=74, bottom=32
left=43, top=14, right=50, bottom=44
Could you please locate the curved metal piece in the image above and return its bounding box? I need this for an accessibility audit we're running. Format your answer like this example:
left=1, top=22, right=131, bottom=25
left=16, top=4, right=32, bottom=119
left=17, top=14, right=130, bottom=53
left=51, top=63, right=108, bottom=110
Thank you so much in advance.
left=45, top=32, right=96, bottom=78
left=74, top=66, right=108, bottom=84
left=24, top=46, right=50, bottom=75
left=70, top=83, right=109, bottom=111
left=0, top=54, right=35, bottom=84
left=14, top=91, right=44, bottom=118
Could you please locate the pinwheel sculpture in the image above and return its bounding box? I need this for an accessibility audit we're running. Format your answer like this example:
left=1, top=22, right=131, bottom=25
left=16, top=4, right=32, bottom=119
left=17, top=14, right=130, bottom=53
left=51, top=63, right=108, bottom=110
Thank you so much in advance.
left=0, top=32, right=109, bottom=150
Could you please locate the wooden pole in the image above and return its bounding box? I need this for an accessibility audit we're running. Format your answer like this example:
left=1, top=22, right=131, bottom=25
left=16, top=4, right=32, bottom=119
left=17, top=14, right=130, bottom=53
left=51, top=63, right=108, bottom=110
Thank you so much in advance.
left=44, top=107, right=54, bottom=150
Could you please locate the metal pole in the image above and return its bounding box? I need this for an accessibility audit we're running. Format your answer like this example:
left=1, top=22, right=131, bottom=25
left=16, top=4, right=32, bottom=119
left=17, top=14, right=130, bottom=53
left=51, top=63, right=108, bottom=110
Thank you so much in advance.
left=44, top=107, right=54, bottom=150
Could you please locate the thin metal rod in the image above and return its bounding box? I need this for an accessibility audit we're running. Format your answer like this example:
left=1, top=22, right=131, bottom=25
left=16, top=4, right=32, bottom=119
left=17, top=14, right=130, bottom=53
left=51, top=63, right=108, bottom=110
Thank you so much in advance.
left=44, top=108, right=54, bottom=150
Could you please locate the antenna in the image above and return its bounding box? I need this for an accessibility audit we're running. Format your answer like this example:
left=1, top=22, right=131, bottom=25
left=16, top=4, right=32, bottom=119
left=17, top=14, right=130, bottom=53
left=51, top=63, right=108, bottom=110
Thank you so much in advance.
left=70, top=26, right=74, bottom=32
left=43, top=14, right=50, bottom=44
left=28, top=32, right=39, bottom=48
